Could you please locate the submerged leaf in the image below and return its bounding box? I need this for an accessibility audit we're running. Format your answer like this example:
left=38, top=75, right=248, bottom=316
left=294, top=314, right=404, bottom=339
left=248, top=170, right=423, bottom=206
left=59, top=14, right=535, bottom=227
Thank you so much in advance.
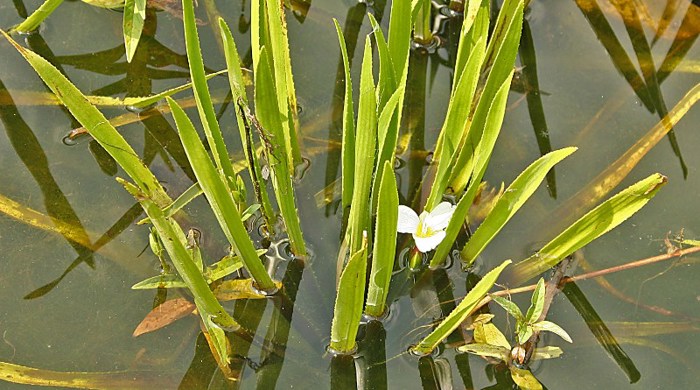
left=531, top=346, right=564, bottom=360
left=458, top=343, right=510, bottom=361
left=510, top=367, right=543, bottom=390
left=132, top=273, right=187, bottom=290
left=133, top=298, right=196, bottom=337
left=213, top=279, right=280, bottom=301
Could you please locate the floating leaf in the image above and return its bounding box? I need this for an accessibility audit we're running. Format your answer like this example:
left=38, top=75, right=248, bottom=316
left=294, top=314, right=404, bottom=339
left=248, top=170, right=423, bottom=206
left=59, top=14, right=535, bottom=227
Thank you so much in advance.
left=0, top=361, right=178, bottom=388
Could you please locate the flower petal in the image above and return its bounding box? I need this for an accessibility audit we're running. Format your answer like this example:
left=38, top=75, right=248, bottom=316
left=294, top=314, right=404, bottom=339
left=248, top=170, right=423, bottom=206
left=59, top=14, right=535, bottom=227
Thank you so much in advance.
left=424, top=201, right=456, bottom=231
left=397, top=205, right=419, bottom=233
left=414, top=230, right=446, bottom=252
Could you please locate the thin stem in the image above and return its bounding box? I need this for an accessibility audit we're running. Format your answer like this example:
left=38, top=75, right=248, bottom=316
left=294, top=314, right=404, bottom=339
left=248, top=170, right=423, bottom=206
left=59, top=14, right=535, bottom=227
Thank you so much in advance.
left=12, top=0, right=64, bottom=33
left=481, top=245, right=700, bottom=310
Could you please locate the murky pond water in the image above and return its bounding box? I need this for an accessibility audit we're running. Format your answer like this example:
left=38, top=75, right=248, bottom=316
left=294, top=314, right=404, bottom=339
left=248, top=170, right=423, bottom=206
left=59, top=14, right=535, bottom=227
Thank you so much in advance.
left=1, top=0, right=699, bottom=388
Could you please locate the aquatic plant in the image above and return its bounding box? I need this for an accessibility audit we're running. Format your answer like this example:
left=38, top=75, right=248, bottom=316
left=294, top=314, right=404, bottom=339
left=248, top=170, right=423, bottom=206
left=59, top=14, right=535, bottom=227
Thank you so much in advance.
left=326, top=1, right=668, bottom=384
left=3, top=0, right=698, bottom=387
left=13, top=0, right=148, bottom=63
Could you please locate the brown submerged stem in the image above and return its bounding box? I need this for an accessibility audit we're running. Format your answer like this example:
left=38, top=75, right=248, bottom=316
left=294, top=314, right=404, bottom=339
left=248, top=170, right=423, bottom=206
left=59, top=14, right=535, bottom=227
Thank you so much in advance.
left=481, top=245, right=700, bottom=311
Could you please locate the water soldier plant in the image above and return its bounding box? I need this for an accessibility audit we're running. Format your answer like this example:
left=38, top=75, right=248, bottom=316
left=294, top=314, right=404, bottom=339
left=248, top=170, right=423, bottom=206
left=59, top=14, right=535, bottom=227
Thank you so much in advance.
left=3, top=0, right=694, bottom=387
left=2, top=0, right=308, bottom=370
left=327, top=0, right=667, bottom=382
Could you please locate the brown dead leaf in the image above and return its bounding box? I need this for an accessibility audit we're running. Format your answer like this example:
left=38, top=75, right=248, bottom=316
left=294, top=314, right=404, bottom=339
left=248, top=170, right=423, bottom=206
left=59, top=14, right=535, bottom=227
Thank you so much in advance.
left=133, top=298, right=196, bottom=337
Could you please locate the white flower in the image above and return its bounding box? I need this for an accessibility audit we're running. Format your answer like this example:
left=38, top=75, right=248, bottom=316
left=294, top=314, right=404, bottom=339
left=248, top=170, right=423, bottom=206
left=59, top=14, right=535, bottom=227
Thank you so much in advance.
left=397, top=202, right=456, bottom=253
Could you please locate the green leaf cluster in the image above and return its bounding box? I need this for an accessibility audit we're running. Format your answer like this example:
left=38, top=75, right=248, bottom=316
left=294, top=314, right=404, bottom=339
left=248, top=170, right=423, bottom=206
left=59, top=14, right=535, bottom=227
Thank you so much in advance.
left=491, top=278, right=573, bottom=345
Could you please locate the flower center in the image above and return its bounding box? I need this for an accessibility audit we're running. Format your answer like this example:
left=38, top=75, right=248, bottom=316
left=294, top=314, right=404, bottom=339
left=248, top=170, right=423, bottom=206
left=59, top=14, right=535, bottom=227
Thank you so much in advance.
left=415, top=219, right=435, bottom=238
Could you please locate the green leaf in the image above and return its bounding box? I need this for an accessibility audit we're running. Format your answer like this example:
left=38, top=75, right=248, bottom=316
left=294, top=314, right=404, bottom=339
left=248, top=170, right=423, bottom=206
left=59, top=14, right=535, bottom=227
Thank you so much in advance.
left=457, top=343, right=509, bottom=361
left=510, top=173, right=667, bottom=284
left=240, top=203, right=261, bottom=222
left=204, top=249, right=267, bottom=283
left=117, top=178, right=239, bottom=366
left=347, top=36, right=377, bottom=254
left=366, top=162, right=399, bottom=318
left=461, top=147, right=577, bottom=265
left=387, top=0, right=412, bottom=78
left=412, top=260, right=511, bottom=354
left=330, top=247, right=368, bottom=353
left=201, top=314, right=231, bottom=366
left=533, top=320, right=573, bottom=343
left=449, top=0, right=525, bottom=194
left=264, top=0, right=301, bottom=169
left=368, top=14, right=396, bottom=110
left=219, top=19, right=276, bottom=231
left=490, top=295, right=524, bottom=322
left=333, top=20, right=356, bottom=212
left=510, top=367, right=543, bottom=390
left=11, top=0, right=64, bottom=33
left=426, top=35, right=486, bottom=210
left=132, top=273, right=187, bottom=290
left=254, top=48, right=306, bottom=256
left=182, top=0, right=236, bottom=182
left=163, top=182, right=203, bottom=218
left=0, top=31, right=171, bottom=208
left=525, top=278, right=546, bottom=323
left=167, top=97, right=276, bottom=291
left=517, top=323, right=534, bottom=345
left=84, top=70, right=228, bottom=108
left=430, top=73, right=514, bottom=268
left=123, top=0, right=146, bottom=63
